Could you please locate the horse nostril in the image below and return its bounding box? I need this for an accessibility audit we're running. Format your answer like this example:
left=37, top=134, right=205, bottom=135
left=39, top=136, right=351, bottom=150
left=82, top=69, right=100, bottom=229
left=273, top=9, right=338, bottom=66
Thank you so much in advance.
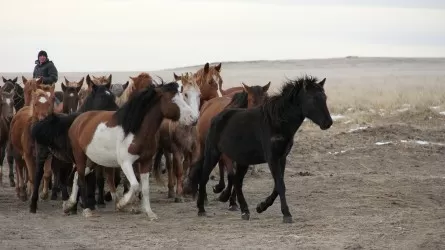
left=192, top=120, right=198, bottom=126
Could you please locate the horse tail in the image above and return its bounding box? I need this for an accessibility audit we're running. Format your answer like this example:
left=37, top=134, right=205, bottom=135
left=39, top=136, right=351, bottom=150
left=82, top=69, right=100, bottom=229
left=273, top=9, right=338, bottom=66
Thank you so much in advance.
left=152, top=147, right=165, bottom=186
left=30, top=113, right=80, bottom=152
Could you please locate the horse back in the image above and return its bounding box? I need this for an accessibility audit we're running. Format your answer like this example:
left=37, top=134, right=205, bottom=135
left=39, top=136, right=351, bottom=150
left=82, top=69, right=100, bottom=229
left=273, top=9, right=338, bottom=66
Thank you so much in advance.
left=197, top=96, right=231, bottom=146
left=9, top=106, right=32, bottom=154
left=68, top=111, right=115, bottom=151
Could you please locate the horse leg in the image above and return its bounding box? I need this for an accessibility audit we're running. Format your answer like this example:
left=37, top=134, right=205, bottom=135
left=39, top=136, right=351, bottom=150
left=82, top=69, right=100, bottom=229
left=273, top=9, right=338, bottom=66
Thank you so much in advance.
left=0, top=145, right=5, bottom=184
left=228, top=184, right=238, bottom=211
left=15, top=159, right=27, bottom=201
left=103, top=167, right=120, bottom=202
left=257, top=157, right=291, bottom=223
left=104, top=168, right=118, bottom=209
left=59, top=165, right=70, bottom=201
left=7, top=147, right=15, bottom=187
left=212, top=159, right=226, bottom=194
left=197, top=149, right=221, bottom=216
left=77, top=163, right=95, bottom=217
left=50, top=157, right=60, bottom=200
left=165, top=152, right=175, bottom=199
left=23, top=152, right=35, bottom=198
left=173, top=151, right=184, bottom=203
left=40, top=156, right=52, bottom=200
left=232, top=164, right=250, bottom=220
left=96, top=165, right=106, bottom=208
left=218, top=156, right=234, bottom=202
left=30, top=144, right=50, bottom=213
left=139, top=160, right=158, bottom=220
left=116, top=161, right=139, bottom=210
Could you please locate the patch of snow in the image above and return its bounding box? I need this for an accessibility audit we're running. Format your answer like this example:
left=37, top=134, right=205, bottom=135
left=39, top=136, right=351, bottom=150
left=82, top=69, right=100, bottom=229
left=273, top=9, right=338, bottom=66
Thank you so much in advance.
left=375, top=141, right=392, bottom=145
left=331, top=114, right=346, bottom=121
left=402, top=104, right=411, bottom=107
left=343, top=120, right=353, bottom=124
left=328, top=148, right=354, bottom=155
left=348, top=125, right=371, bottom=133
left=430, top=106, right=440, bottom=110
left=347, top=108, right=354, bottom=112
left=400, top=140, right=445, bottom=147
left=439, top=111, right=445, bottom=115
left=415, top=140, right=429, bottom=145
left=396, top=108, right=409, bottom=113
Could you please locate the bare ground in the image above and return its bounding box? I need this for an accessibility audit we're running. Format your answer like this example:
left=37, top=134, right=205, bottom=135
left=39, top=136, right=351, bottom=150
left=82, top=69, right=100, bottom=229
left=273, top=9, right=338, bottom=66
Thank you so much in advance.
left=0, top=109, right=444, bottom=250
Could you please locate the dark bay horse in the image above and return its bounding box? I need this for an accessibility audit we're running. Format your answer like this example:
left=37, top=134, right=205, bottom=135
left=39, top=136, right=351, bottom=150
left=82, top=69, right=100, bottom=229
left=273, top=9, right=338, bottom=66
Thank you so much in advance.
left=30, top=80, right=118, bottom=213
left=2, top=77, right=25, bottom=112
left=0, top=88, right=16, bottom=186
left=187, top=76, right=333, bottom=223
left=65, top=81, right=198, bottom=219
left=192, top=82, right=270, bottom=210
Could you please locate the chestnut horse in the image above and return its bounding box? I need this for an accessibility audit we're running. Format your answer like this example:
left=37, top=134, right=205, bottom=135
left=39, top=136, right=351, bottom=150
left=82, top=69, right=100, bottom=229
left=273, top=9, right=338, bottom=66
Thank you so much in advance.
left=64, top=81, right=198, bottom=219
left=0, top=88, right=15, bottom=186
left=189, top=81, right=270, bottom=210
left=191, top=62, right=222, bottom=109
left=9, top=83, right=55, bottom=200
left=115, top=73, right=154, bottom=106
left=152, top=72, right=201, bottom=202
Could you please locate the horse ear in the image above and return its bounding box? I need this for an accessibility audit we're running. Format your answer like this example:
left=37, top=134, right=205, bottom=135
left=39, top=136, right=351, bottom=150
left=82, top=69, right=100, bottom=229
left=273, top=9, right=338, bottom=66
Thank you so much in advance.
left=262, top=81, right=271, bottom=92
left=61, top=82, right=67, bottom=92
left=86, top=75, right=93, bottom=87
left=50, top=83, right=56, bottom=93
left=107, top=74, right=112, bottom=85
left=173, top=73, right=181, bottom=81
left=12, top=77, right=18, bottom=83
left=318, top=78, right=326, bottom=87
left=78, top=77, right=84, bottom=87
left=2, top=77, right=6, bottom=83
left=36, top=78, right=43, bottom=84
left=215, top=63, right=222, bottom=72
left=75, top=85, right=83, bottom=94
left=241, top=82, right=250, bottom=93
left=123, top=81, right=130, bottom=90
left=204, top=63, right=210, bottom=74
left=22, top=76, right=28, bottom=84
left=64, top=76, right=69, bottom=84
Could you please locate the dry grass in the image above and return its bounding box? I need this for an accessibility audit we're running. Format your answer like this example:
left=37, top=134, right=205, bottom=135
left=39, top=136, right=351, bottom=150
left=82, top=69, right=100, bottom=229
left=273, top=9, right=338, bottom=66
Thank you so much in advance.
left=325, top=75, right=445, bottom=122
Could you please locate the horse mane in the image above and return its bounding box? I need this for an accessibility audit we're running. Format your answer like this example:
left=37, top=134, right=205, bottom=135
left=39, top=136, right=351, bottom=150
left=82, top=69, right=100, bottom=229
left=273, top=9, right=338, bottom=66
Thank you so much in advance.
left=113, top=81, right=179, bottom=136
left=116, top=73, right=154, bottom=106
left=225, top=91, right=248, bottom=109
left=262, top=75, right=320, bottom=123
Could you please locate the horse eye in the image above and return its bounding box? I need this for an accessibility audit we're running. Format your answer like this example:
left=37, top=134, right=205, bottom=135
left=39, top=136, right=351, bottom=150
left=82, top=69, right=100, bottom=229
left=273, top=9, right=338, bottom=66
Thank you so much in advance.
left=184, top=93, right=188, bottom=98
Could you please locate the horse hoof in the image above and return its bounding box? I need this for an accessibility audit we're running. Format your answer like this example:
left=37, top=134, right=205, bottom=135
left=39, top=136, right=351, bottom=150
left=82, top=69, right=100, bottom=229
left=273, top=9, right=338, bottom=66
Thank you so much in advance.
left=218, top=192, right=230, bottom=202
left=198, top=211, right=206, bottom=217
left=168, top=190, right=175, bottom=199
left=82, top=208, right=94, bottom=218
left=228, top=205, right=239, bottom=211
left=174, top=197, right=184, bottom=203
left=283, top=216, right=293, bottom=224
left=212, top=184, right=224, bottom=194
left=50, top=193, right=58, bottom=201
left=29, top=205, right=37, bottom=214
left=104, top=192, right=112, bottom=202
left=146, top=212, right=158, bottom=220
left=40, top=192, right=49, bottom=201
left=241, top=212, right=250, bottom=220
left=256, top=203, right=265, bottom=214
left=9, top=180, right=15, bottom=188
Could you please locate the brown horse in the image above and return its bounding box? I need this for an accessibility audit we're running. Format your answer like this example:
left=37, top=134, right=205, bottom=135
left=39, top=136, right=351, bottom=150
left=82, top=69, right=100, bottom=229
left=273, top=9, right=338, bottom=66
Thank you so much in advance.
left=193, top=81, right=270, bottom=209
left=61, top=77, right=84, bottom=114
left=64, top=81, right=198, bottom=219
left=153, top=72, right=201, bottom=202
left=9, top=85, right=55, bottom=200
left=0, top=88, right=15, bottom=186
left=189, top=62, right=222, bottom=109
left=115, top=73, right=154, bottom=106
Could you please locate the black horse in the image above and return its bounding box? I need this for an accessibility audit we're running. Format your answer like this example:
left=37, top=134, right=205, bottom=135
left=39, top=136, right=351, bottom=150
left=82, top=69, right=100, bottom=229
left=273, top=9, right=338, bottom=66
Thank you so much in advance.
left=186, top=75, right=333, bottom=223
left=30, top=82, right=119, bottom=213
left=0, top=77, right=25, bottom=187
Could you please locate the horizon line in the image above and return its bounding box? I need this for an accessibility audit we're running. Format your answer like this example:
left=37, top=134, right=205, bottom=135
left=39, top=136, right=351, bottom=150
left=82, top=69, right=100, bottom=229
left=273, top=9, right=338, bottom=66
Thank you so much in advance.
left=2, top=56, right=444, bottom=74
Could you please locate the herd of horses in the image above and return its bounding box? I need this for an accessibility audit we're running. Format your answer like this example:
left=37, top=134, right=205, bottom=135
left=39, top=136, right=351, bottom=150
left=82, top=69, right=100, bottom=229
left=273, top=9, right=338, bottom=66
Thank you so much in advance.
left=0, top=62, right=333, bottom=224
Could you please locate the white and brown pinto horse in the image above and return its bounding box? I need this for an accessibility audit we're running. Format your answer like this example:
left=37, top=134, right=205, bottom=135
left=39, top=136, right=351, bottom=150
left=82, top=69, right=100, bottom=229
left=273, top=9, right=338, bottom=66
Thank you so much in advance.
left=64, top=81, right=199, bottom=219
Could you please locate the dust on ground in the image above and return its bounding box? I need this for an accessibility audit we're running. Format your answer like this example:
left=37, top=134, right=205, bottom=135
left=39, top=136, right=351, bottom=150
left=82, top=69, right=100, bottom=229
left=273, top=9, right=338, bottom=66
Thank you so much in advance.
left=0, top=109, right=444, bottom=250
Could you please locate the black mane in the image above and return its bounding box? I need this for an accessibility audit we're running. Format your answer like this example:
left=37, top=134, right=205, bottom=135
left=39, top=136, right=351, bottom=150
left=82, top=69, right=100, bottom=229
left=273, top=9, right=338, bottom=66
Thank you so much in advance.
left=226, top=92, right=248, bottom=109
left=78, top=85, right=118, bottom=112
left=114, top=81, right=179, bottom=136
left=262, top=75, right=319, bottom=123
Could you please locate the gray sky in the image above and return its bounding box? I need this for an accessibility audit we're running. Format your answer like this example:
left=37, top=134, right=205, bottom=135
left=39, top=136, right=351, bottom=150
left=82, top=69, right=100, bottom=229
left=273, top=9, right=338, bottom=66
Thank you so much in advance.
left=1, top=0, right=444, bottom=72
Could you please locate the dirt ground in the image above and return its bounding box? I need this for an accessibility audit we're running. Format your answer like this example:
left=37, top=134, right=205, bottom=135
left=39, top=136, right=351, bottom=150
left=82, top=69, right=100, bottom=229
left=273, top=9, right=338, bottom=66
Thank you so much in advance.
left=0, top=109, right=444, bottom=250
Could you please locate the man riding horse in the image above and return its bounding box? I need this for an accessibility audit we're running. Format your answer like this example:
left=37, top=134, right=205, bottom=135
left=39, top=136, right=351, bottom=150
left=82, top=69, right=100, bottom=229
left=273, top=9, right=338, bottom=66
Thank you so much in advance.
left=33, top=50, right=63, bottom=112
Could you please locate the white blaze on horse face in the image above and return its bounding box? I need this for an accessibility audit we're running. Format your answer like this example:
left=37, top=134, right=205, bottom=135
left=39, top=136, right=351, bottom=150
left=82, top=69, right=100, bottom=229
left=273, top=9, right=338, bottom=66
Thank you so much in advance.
left=183, top=85, right=201, bottom=117
left=5, top=98, right=11, bottom=105
left=45, top=92, right=51, bottom=97
left=172, top=92, right=199, bottom=126
left=69, top=93, right=74, bottom=97
left=38, top=96, right=47, bottom=103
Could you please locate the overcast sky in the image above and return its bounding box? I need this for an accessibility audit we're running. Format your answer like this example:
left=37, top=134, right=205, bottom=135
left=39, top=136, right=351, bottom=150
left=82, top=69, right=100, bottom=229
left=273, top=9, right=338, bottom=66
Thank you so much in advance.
left=1, top=0, right=444, bottom=72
